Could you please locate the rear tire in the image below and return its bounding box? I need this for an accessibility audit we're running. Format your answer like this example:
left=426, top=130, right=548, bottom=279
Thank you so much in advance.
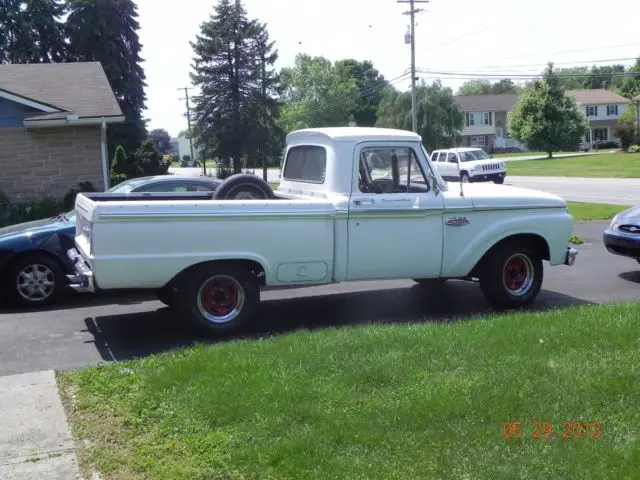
left=175, top=263, right=259, bottom=336
left=478, top=242, right=543, bottom=309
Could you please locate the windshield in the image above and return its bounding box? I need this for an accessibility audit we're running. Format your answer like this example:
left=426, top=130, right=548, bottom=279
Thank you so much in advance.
left=106, top=178, right=148, bottom=193
left=459, top=150, right=491, bottom=162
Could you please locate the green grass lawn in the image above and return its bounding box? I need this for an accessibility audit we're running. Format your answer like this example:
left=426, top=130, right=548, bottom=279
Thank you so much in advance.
left=567, top=201, right=630, bottom=221
left=58, top=302, right=640, bottom=479
left=507, top=152, right=640, bottom=177
left=493, top=151, right=548, bottom=158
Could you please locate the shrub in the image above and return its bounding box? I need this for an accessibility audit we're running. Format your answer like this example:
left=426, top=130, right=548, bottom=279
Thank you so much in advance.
left=62, top=181, right=97, bottom=210
left=0, top=193, right=64, bottom=228
left=628, top=145, right=640, bottom=153
left=216, top=158, right=234, bottom=180
left=613, top=121, right=636, bottom=151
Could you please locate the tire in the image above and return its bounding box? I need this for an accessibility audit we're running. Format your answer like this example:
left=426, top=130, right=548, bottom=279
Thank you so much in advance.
left=413, top=278, right=447, bottom=287
left=460, top=172, right=470, bottom=183
left=212, top=174, right=274, bottom=200
left=175, top=263, right=259, bottom=336
left=494, top=177, right=505, bottom=184
left=6, top=254, right=66, bottom=307
left=478, top=242, right=543, bottom=309
left=155, top=286, right=176, bottom=307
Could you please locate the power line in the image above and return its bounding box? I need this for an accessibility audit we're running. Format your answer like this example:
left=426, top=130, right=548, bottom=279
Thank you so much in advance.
left=416, top=69, right=640, bottom=79
left=398, top=0, right=429, bottom=133
left=425, top=57, right=639, bottom=72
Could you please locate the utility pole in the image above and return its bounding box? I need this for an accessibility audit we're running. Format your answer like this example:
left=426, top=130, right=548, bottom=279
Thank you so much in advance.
left=398, top=0, right=428, bottom=133
left=178, top=87, right=202, bottom=174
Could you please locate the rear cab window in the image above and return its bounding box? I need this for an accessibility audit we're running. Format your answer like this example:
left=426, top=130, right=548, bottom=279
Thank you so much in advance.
left=283, top=145, right=327, bottom=183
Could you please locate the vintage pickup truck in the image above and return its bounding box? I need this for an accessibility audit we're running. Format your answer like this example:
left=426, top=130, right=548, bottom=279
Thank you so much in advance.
left=67, top=127, right=578, bottom=335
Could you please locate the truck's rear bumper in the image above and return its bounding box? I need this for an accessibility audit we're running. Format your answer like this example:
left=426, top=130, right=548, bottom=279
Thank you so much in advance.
left=66, top=248, right=96, bottom=293
left=564, top=246, right=578, bottom=266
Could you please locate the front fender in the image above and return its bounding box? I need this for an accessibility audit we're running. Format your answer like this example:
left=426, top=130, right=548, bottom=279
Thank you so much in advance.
left=442, top=209, right=573, bottom=277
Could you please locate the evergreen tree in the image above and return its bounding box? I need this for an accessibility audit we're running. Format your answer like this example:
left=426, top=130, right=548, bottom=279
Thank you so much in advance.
left=65, top=0, right=148, bottom=160
left=0, top=0, right=68, bottom=63
left=0, top=0, right=35, bottom=63
left=190, top=0, right=280, bottom=174
left=509, top=63, right=587, bottom=158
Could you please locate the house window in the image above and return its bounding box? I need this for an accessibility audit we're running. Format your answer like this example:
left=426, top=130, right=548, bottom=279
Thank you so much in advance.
left=592, top=128, right=608, bottom=142
left=466, top=112, right=492, bottom=127
left=607, top=105, right=618, bottom=116
left=585, top=105, right=598, bottom=117
left=470, top=135, right=486, bottom=147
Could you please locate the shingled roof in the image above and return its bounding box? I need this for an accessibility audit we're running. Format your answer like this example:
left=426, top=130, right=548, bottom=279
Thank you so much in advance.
left=565, top=89, right=630, bottom=105
left=453, top=93, right=520, bottom=112
left=0, top=62, right=123, bottom=126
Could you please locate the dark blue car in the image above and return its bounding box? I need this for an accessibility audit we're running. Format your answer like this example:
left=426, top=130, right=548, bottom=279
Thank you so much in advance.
left=603, top=205, right=640, bottom=264
left=0, top=175, right=220, bottom=308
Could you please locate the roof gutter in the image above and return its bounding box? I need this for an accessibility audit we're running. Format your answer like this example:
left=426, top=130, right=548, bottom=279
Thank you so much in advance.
left=23, top=115, right=125, bottom=128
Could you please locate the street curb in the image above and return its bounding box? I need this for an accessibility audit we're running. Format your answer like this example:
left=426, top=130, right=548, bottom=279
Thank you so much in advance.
left=0, top=370, right=82, bottom=479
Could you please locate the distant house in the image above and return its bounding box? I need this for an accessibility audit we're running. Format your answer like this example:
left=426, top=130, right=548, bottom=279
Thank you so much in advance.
left=566, top=89, right=631, bottom=143
left=453, top=89, right=633, bottom=150
left=0, top=62, right=124, bottom=202
left=177, top=133, right=203, bottom=161
left=453, top=93, right=524, bottom=151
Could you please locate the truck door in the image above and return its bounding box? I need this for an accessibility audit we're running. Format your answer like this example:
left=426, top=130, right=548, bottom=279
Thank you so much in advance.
left=346, top=141, right=445, bottom=281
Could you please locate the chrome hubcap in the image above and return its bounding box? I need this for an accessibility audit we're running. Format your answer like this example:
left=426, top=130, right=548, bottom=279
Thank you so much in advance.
left=502, top=253, right=534, bottom=296
left=16, top=264, right=56, bottom=301
left=196, top=274, right=245, bottom=324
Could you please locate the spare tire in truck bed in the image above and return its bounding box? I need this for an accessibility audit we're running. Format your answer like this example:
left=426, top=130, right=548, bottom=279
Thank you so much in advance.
left=212, top=173, right=275, bottom=200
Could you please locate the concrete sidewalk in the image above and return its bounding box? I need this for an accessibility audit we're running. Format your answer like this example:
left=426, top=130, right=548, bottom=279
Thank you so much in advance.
left=0, top=370, right=81, bottom=479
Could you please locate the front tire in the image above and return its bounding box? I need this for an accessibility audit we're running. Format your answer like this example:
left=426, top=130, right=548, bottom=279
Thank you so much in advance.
left=6, top=254, right=66, bottom=307
left=460, top=172, right=470, bottom=183
left=494, top=177, right=505, bottom=184
left=176, top=263, right=259, bottom=336
left=479, top=243, right=543, bottom=309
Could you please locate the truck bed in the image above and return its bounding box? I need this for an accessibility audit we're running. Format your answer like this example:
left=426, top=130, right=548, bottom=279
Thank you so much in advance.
left=74, top=191, right=338, bottom=290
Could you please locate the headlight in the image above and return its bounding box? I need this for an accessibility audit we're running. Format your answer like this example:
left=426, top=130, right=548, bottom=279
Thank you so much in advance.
left=609, top=213, right=619, bottom=230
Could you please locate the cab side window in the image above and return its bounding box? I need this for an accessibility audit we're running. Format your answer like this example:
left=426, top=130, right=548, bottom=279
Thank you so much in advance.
left=358, top=146, right=430, bottom=194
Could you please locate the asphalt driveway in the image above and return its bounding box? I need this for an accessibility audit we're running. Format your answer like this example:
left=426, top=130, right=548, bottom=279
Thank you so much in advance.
left=0, top=221, right=637, bottom=377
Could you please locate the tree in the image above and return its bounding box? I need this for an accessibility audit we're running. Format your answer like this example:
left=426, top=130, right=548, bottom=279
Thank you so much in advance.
left=278, top=54, right=358, bottom=133
left=334, top=59, right=386, bottom=126
left=0, top=0, right=68, bottom=63
left=66, top=0, right=148, bottom=159
left=149, top=128, right=172, bottom=153
left=617, top=58, right=640, bottom=100
left=457, top=79, right=520, bottom=95
left=132, top=138, right=169, bottom=176
left=375, top=80, right=464, bottom=150
left=190, top=0, right=280, bottom=174
left=509, top=63, right=587, bottom=158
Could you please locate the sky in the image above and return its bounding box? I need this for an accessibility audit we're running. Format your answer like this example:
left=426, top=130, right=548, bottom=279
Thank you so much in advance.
left=136, top=0, right=640, bottom=137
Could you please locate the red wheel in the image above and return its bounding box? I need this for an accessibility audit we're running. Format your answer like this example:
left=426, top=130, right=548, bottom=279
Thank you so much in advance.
left=197, top=274, right=245, bottom=323
left=502, top=253, right=535, bottom=296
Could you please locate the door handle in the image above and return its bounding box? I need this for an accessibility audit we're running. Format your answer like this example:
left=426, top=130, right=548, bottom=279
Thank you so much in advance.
left=353, top=198, right=375, bottom=205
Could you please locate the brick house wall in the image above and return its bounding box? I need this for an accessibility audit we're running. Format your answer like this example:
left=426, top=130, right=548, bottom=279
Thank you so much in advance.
left=0, top=126, right=104, bottom=202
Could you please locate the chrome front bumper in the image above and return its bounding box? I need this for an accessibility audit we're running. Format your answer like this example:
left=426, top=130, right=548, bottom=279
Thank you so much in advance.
left=66, top=248, right=96, bottom=293
left=564, top=246, right=578, bottom=266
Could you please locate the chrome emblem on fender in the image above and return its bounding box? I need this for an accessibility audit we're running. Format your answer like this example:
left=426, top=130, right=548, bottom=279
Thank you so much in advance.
left=445, top=216, right=470, bottom=226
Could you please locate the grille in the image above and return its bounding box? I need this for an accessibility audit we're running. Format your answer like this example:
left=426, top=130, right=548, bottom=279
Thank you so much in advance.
left=481, top=163, right=500, bottom=171
left=618, top=224, right=640, bottom=234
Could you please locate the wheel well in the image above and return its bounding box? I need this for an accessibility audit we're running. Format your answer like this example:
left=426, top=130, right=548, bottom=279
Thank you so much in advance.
left=167, top=259, right=267, bottom=290
left=1, top=249, right=68, bottom=288
left=469, top=233, right=550, bottom=278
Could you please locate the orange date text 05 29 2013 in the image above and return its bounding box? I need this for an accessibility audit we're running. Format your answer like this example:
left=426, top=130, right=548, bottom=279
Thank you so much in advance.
left=501, top=421, right=602, bottom=440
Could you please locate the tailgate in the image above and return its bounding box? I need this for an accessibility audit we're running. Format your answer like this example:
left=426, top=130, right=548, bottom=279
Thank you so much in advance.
left=74, top=192, right=97, bottom=258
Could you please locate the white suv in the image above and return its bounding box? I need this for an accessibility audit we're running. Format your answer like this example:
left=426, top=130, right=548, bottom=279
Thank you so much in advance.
left=430, top=147, right=506, bottom=184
